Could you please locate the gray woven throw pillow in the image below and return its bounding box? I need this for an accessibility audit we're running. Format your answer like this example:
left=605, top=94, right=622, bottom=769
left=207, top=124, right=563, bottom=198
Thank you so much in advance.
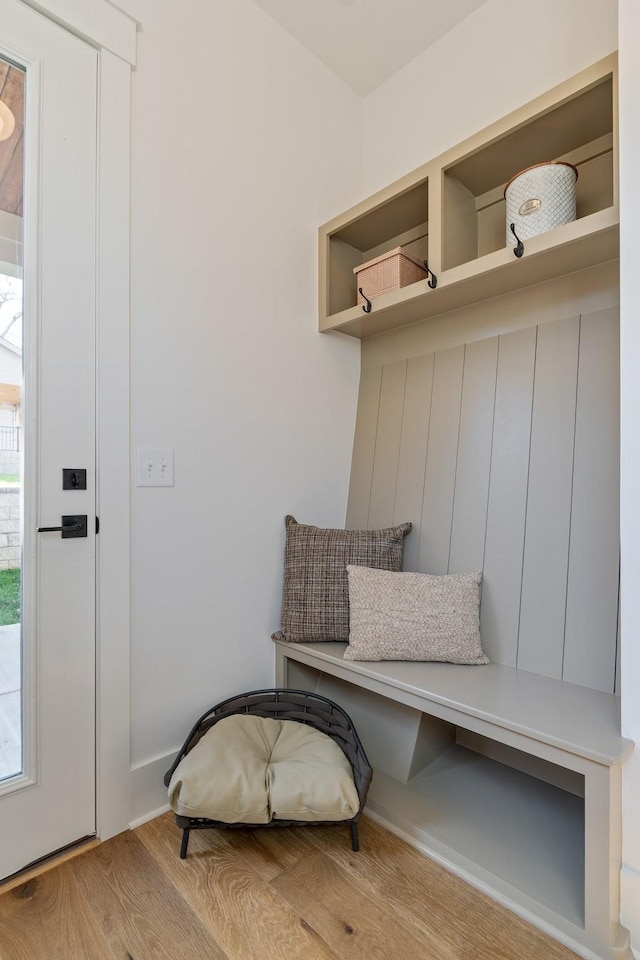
left=272, top=515, right=412, bottom=643
left=344, top=565, right=489, bottom=664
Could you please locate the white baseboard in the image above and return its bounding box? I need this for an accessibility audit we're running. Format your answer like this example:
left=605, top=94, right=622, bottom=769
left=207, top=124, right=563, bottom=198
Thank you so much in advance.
left=129, top=804, right=170, bottom=830
left=621, top=865, right=640, bottom=959
left=129, top=749, right=178, bottom=828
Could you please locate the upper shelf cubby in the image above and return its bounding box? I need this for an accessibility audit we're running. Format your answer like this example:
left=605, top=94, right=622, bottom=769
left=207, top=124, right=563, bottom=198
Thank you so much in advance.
left=443, top=75, right=614, bottom=271
left=319, top=55, right=618, bottom=339
left=326, top=177, right=429, bottom=317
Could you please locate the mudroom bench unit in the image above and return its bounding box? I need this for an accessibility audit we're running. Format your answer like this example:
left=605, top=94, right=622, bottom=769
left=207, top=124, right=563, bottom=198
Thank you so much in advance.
left=282, top=50, right=631, bottom=960
left=275, top=639, right=633, bottom=960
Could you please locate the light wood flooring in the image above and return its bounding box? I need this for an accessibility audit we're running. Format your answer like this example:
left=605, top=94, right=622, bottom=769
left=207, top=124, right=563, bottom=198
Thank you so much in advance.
left=0, top=812, right=581, bottom=960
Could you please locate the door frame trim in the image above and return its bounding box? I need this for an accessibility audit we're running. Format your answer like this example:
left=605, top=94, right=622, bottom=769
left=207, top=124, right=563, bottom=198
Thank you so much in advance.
left=18, top=0, right=136, bottom=65
left=95, top=42, right=132, bottom=840
left=16, top=0, right=135, bottom=840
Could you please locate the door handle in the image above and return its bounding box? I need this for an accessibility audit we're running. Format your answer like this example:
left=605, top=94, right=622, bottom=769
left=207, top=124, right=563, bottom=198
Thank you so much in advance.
left=37, top=515, right=88, bottom=538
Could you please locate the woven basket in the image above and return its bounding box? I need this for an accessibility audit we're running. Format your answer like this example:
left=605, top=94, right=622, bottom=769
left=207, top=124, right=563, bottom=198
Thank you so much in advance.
left=354, top=246, right=427, bottom=304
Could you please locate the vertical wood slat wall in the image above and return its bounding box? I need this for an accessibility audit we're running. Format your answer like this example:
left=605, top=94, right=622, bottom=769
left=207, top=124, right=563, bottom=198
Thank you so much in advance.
left=345, top=307, right=620, bottom=693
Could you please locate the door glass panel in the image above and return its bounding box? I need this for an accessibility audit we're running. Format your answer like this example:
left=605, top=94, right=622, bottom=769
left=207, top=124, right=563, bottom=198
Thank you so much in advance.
left=0, top=57, right=24, bottom=783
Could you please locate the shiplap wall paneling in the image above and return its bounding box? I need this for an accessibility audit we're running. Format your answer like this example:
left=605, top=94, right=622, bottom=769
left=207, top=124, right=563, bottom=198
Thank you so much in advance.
left=563, top=307, right=620, bottom=691
left=417, top=346, right=465, bottom=574
left=615, top=586, right=621, bottom=696
left=448, top=336, right=499, bottom=573
left=517, top=316, right=580, bottom=679
left=480, top=326, right=537, bottom=666
left=368, top=360, right=407, bottom=530
left=345, top=311, right=620, bottom=692
left=345, top=365, right=382, bottom=530
left=393, top=353, right=435, bottom=571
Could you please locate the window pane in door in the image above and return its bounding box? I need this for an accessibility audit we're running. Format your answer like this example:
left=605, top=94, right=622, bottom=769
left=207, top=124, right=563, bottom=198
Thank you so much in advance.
left=0, top=56, right=24, bottom=783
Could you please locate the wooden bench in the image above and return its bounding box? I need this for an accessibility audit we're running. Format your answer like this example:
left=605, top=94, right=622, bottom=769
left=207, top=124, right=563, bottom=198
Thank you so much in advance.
left=274, top=638, right=633, bottom=960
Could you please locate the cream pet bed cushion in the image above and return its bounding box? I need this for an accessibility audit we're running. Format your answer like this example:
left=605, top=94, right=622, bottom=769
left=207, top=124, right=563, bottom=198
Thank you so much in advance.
left=167, top=713, right=359, bottom=824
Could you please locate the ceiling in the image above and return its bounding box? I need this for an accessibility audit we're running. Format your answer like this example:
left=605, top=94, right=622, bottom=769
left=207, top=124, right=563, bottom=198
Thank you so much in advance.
left=251, top=0, right=488, bottom=96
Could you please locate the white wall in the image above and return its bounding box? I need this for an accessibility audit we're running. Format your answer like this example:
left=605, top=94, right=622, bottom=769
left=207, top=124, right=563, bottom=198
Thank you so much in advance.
left=618, top=1, right=640, bottom=953
left=361, top=0, right=618, bottom=195
left=121, top=0, right=362, bottom=808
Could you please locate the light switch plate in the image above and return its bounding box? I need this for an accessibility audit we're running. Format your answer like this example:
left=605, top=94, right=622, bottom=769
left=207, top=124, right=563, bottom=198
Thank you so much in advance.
left=136, top=448, right=175, bottom=487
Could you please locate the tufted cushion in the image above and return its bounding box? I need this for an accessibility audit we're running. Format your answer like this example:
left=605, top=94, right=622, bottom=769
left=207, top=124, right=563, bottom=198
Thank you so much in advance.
left=344, top=565, right=489, bottom=664
left=272, top=514, right=412, bottom=643
left=167, top=714, right=360, bottom=824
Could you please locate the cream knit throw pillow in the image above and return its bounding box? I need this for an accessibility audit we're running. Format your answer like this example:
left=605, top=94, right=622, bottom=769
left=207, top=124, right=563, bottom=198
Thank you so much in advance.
left=344, top=565, right=489, bottom=664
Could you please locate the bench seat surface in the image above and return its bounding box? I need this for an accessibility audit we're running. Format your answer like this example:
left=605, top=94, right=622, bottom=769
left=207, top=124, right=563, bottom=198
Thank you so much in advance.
left=275, top=640, right=632, bottom=767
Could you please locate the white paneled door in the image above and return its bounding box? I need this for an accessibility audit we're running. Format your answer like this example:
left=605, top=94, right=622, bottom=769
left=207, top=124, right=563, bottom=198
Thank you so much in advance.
left=0, top=0, right=97, bottom=879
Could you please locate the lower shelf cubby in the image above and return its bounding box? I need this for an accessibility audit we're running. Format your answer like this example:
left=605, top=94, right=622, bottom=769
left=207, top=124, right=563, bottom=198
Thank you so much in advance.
left=368, top=746, right=585, bottom=930
left=287, top=657, right=586, bottom=927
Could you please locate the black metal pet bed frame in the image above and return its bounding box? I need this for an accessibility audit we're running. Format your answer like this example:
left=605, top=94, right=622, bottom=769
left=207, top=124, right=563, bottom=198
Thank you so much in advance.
left=164, top=688, right=373, bottom=859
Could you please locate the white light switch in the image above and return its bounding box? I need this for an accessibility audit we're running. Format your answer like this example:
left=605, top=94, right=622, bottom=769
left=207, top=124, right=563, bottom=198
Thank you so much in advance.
left=136, top=448, right=175, bottom=487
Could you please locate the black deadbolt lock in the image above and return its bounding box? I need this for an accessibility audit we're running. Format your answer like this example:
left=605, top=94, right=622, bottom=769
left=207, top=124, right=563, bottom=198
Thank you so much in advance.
left=63, top=468, right=87, bottom=490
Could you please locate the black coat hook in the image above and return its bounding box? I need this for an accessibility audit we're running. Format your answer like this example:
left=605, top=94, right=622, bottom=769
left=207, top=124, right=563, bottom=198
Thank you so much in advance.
left=359, top=288, right=372, bottom=313
left=509, top=223, right=525, bottom=258
left=423, top=261, right=438, bottom=289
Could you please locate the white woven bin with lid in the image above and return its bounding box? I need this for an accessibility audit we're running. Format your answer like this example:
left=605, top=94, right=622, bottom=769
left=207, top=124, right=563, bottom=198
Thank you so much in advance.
left=505, top=161, right=578, bottom=246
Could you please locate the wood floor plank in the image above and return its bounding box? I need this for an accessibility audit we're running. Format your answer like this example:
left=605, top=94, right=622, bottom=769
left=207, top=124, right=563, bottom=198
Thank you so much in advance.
left=0, top=813, right=584, bottom=960
left=136, top=813, right=338, bottom=960
left=305, top=816, right=580, bottom=960
left=270, top=844, right=454, bottom=960
left=218, top=823, right=316, bottom=882
left=0, top=860, right=119, bottom=960
left=64, top=830, right=228, bottom=960
left=0, top=839, right=101, bottom=896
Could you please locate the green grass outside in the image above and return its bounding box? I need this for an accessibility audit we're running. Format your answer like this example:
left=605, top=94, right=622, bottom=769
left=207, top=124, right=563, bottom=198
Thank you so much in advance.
left=0, top=474, right=19, bottom=483
left=0, top=567, right=20, bottom=625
